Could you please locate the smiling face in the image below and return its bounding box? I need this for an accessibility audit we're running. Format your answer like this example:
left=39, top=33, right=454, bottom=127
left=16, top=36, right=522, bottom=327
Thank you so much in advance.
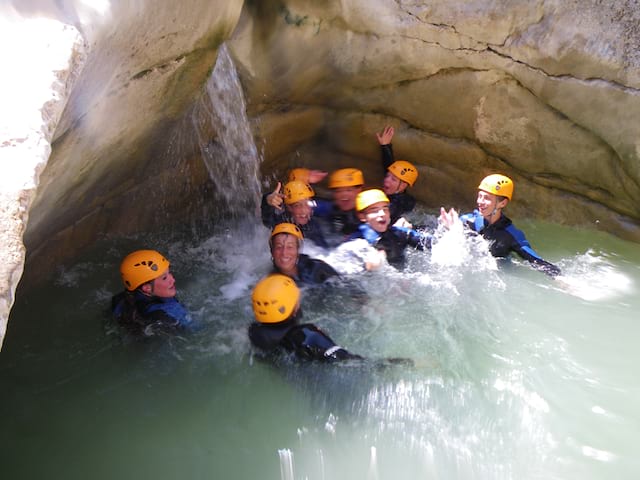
left=141, top=268, right=176, bottom=298
left=271, top=233, right=300, bottom=276
left=332, top=186, right=362, bottom=212
left=382, top=172, right=407, bottom=195
left=359, top=201, right=391, bottom=233
left=477, top=190, right=508, bottom=222
left=286, top=199, right=313, bottom=225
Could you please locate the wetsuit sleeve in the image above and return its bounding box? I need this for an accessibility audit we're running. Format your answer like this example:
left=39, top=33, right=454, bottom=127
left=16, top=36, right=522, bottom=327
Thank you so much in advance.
left=381, top=143, right=395, bottom=171
left=505, top=225, right=561, bottom=277
left=395, top=226, right=433, bottom=250
left=261, top=192, right=286, bottom=228
left=460, top=211, right=484, bottom=233
left=284, top=324, right=362, bottom=361
left=111, top=291, right=126, bottom=315
left=144, top=298, right=193, bottom=334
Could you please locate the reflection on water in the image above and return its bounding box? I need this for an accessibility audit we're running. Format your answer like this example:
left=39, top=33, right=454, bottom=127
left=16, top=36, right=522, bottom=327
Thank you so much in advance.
left=1, top=219, right=640, bottom=479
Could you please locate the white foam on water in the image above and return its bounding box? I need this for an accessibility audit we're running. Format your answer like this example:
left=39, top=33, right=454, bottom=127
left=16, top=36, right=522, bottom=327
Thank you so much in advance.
left=278, top=448, right=295, bottom=480
left=553, top=250, right=634, bottom=301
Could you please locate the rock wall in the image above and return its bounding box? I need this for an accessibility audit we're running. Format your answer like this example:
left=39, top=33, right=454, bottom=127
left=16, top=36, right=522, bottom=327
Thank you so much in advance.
left=0, top=0, right=244, bottom=348
left=228, top=0, right=640, bottom=237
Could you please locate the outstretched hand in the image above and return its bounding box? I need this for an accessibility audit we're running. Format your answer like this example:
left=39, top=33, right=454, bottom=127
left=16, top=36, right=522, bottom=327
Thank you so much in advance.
left=266, top=182, right=285, bottom=210
left=307, top=169, right=328, bottom=184
left=365, top=249, right=387, bottom=271
left=438, top=207, right=459, bottom=229
left=393, top=217, right=413, bottom=229
left=376, top=125, right=395, bottom=145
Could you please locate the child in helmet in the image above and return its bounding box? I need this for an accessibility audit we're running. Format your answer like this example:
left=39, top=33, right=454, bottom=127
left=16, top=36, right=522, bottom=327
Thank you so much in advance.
left=261, top=179, right=329, bottom=248
left=332, top=189, right=432, bottom=272
left=439, top=174, right=561, bottom=277
left=376, top=125, right=418, bottom=225
left=248, top=274, right=362, bottom=362
left=111, top=250, right=193, bottom=336
left=269, top=223, right=339, bottom=284
left=312, top=167, right=366, bottom=245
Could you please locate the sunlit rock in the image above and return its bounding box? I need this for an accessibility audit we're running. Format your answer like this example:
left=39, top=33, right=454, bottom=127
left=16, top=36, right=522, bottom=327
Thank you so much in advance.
left=229, top=0, right=640, bottom=238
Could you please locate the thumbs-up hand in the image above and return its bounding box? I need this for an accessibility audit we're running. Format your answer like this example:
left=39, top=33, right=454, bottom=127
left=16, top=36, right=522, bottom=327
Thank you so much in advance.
left=266, top=182, right=285, bottom=210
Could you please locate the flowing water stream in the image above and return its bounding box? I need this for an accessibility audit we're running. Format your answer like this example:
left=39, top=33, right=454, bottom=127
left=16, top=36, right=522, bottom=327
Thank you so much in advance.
left=2, top=45, right=640, bottom=480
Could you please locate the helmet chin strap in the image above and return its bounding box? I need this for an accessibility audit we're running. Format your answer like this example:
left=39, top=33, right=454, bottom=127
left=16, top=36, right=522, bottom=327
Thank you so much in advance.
left=484, top=204, right=501, bottom=222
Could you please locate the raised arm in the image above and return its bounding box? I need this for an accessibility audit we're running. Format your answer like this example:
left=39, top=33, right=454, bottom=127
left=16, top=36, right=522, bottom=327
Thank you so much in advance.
left=376, top=125, right=395, bottom=171
left=260, top=182, right=287, bottom=227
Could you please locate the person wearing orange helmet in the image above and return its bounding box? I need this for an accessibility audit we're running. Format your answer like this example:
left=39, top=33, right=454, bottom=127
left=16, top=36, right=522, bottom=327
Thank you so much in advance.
left=376, top=125, right=418, bottom=225
left=248, top=274, right=362, bottom=362
left=333, top=189, right=433, bottom=272
left=269, top=223, right=338, bottom=284
left=262, top=179, right=329, bottom=248
left=312, top=167, right=366, bottom=245
left=111, top=249, right=193, bottom=336
left=440, top=174, right=561, bottom=277
left=352, top=189, right=432, bottom=270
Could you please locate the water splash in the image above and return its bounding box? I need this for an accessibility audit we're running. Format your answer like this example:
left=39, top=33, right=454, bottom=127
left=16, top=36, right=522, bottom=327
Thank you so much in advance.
left=278, top=448, right=295, bottom=480
left=368, top=446, right=379, bottom=480
left=553, top=249, right=634, bottom=301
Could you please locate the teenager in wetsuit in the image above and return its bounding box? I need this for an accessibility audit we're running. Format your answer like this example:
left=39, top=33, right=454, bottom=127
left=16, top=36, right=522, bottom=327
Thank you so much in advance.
left=440, top=174, right=561, bottom=277
left=269, top=223, right=339, bottom=285
left=248, top=274, right=362, bottom=362
left=338, top=189, right=432, bottom=272
left=313, top=168, right=365, bottom=246
left=376, top=125, right=418, bottom=225
left=111, top=249, right=193, bottom=336
left=261, top=180, right=329, bottom=249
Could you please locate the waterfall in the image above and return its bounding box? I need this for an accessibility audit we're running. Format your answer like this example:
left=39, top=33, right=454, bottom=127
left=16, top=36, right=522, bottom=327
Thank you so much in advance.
left=191, top=43, right=262, bottom=219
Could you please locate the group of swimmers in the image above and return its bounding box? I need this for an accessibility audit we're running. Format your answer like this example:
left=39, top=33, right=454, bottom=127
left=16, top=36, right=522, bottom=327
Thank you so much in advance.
left=111, top=125, right=561, bottom=361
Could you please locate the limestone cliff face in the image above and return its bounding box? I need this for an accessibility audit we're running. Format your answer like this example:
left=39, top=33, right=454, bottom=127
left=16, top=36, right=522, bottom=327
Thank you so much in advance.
left=2, top=0, right=640, bottom=347
left=229, top=0, right=640, bottom=238
left=0, top=0, right=244, bottom=347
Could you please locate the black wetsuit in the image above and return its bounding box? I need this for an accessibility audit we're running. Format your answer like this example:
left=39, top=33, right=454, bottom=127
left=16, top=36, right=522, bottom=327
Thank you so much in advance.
left=248, top=311, right=362, bottom=362
left=381, top=143, right=416, bottom=224
left=260, top=193, right=329, bottom=248
left=273, top=253, right=339, bottom=285
left=111, top=290, right=193, bottom=336
left=313, top=198, right=362, bottom=247
left=460, top=210, right=561, bottom=277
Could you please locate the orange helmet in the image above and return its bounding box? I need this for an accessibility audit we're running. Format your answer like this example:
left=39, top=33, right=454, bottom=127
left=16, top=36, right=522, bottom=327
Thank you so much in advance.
left=271, top=222, right=303, bottom=241
left=388, top=160, right=418, bottom=187
left=288, top=168, right=311, bottom=183
left=356, top=189, right=390, bottom=212
left=252, top=274, right=300, bottom=324
left=269, top=223, right=304, bottom=251
left=283, top=180, right=314, bottom=205
left=478, top=174, right=514, bottom=200
left=120, top=250, right=169, bottom=291
left=328, top=168, right=364, bottom=188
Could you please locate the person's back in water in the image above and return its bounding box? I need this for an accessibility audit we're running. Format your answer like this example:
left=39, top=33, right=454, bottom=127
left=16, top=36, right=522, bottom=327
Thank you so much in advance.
left=249, top=274, right=362, bottom=362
